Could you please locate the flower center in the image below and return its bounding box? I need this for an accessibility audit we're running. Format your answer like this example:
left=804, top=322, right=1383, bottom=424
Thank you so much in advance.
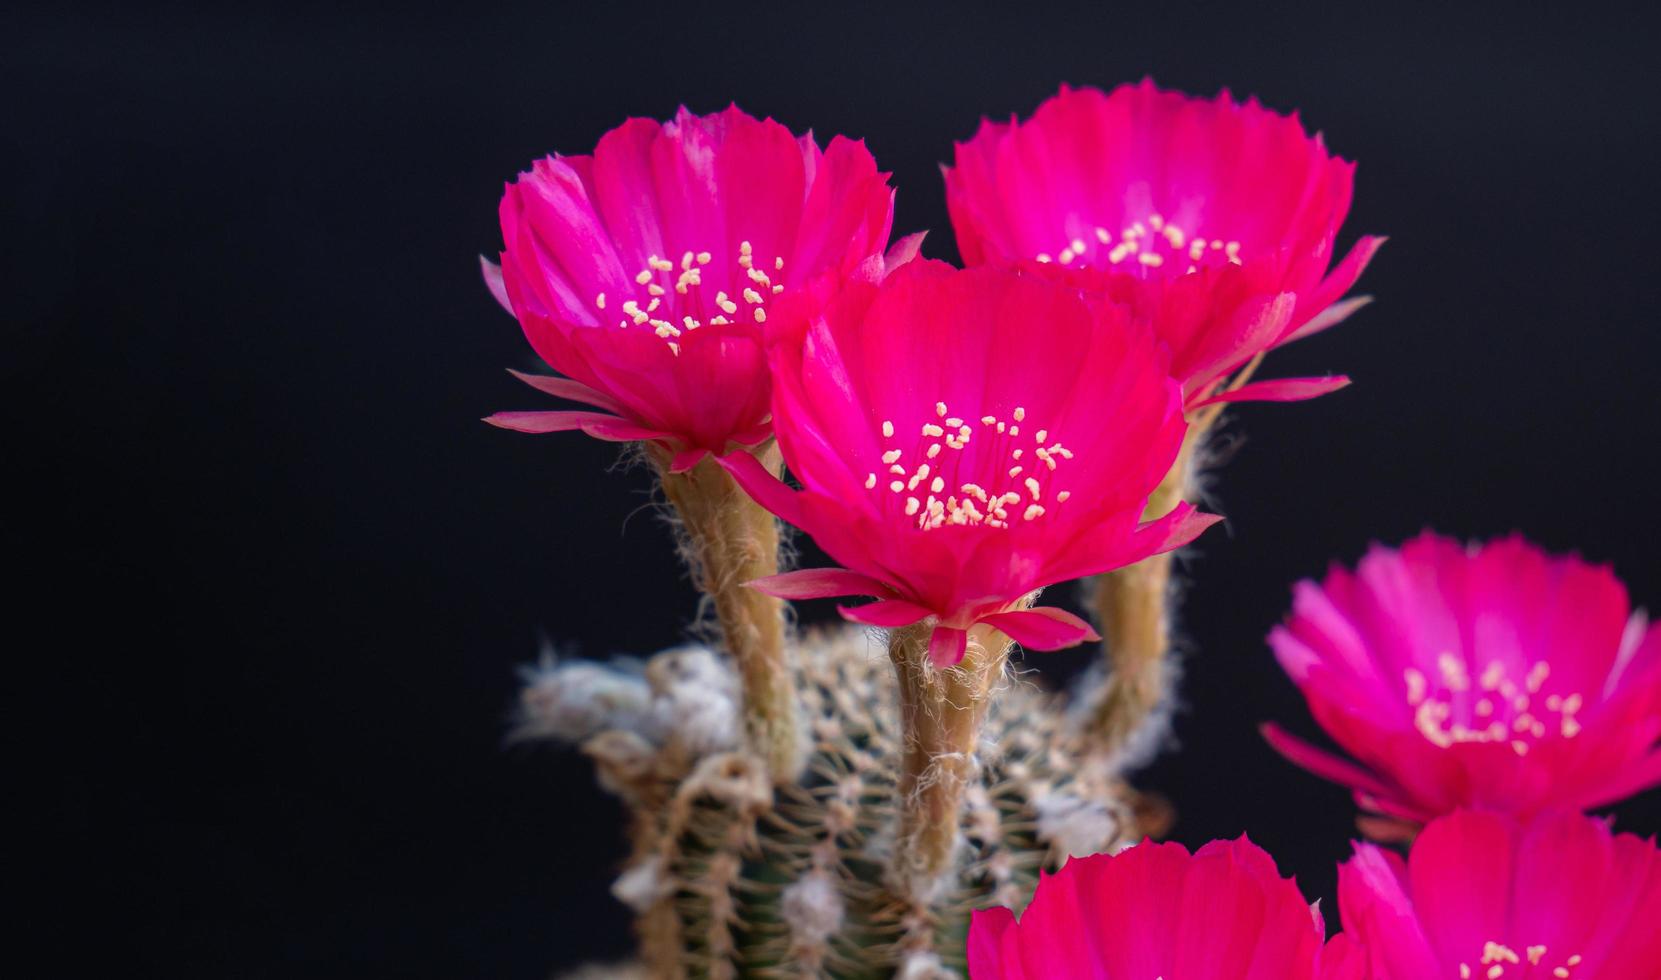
left=1032, top=213, right=1241, bottom=275
left=592, top=240, right=784, bottom=356
left=861, top=400, right=1076, bottom=531
left=1403, top=656, right=1584, bottom=756
left=1458, top=941, right=1583, bottom=979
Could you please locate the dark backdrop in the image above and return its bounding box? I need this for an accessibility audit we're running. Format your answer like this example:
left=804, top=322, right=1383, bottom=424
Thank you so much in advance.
left=12, top=1, right=1660, bottom=976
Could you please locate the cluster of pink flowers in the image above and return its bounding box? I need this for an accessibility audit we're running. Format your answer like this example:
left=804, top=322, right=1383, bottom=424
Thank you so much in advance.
left=486, top=81, right=1375, bottom=664
left=483, top=82, right=1658, bottom=976
left=970, top=809, right=1661, bottom=979
left=970, top=533, right=1661, bottom=978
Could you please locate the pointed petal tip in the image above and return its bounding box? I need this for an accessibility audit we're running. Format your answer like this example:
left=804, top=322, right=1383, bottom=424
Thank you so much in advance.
left=480, top=255, right=513, bottom=314
left=745, top=567, right=897, bottom=601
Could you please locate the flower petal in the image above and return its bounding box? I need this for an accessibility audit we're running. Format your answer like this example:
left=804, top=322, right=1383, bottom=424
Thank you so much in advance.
left=838, top=598, right=933, bottom=628
left=967, top=907, right=1025, bottom=980
left=667, top=446, right=708, bottom=473
left=1144, top=502, right=1225, bottom=553
left=483, top=410, right=666, bottom=442
left=882, top=231, right=927, bottom=273
left=1289, top=294, right=1371, bottom=342
left=1189, top=375, right=1351, bottom=409
left=980, top=606, right=1101, bottom=650
left=480, top=255, right=512, bottom=314
left=717, top=448, right=807, bottom=529
left=506, top=368, right=628, bottom=415
left=746, top=567, right=897, bottom=601
left=1259, top=723, right=1403, bottom=804
left=927, top=626, right=969, bottom=667
left=1288, top=236, right=1387, bottom=342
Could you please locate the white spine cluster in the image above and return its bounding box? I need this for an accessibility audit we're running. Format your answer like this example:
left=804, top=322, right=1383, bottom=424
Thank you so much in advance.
left=780, top=868, right=845, bottom=948
left=513, top=651, right=652, bottom=743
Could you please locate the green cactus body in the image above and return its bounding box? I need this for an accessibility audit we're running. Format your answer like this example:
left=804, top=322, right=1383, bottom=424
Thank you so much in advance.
left=523, top=627, right=1159, bottom=979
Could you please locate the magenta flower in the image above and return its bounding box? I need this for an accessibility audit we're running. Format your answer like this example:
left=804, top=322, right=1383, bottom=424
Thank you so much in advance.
left=968, top=836, right=1349, bottom=979
left=723, top=261, right=1218, bottom=666
left=484, top=105, right=899, bottom=471
left=1335, top=810, right=1661, bottom=979
left=944, top=80, right=1384, bottom=411
left=1264, top=533, right=1661, bottom=824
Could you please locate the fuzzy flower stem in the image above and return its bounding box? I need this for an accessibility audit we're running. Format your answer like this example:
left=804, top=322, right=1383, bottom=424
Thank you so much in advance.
left=653, top=442, right=802, bottom=782
left=1085, top=426, right=1200, bottom=756
left=888, top=618, right=1014, bottom=921
left=1083, top=351, right=1265, bottom=756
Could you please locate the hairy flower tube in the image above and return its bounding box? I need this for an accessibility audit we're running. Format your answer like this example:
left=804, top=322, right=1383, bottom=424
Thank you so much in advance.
left=485, top=104, right=898, bottom=470
left=725, top=260, right=1219, bottom=668
left=1332, top=810, right=1661, bottom=979
left=945, top=80, right=1382, bottom=412
left=1264, top=533, right=1661, bottom=826
left=968, top=836, right=1350, bottom=979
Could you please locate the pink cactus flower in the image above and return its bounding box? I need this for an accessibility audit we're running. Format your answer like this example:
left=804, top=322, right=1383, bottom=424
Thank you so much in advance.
left=1335, top=809, right=1661, bottom=979
left=484, top=105, right=900, bottom=471
left=724, top=261, right=1219, bottom=667
left=967, top=836, right=1352, bottom=979
left=1263, top=533, right=1661, bottom=825
left=944, top=80, right=1384, bottom=411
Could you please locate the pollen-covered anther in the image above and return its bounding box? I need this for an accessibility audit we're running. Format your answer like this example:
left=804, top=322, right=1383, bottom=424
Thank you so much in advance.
left=615, top=240, right=785, bottom=349
left=1037, top=214, right=1243, bottom=274
left=1406, top=656, right=1586, bottom=751
left=865, top=400, right=1074, bottom=531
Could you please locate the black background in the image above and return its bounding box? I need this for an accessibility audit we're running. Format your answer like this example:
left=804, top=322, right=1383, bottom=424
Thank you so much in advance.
left=12, top=1, right=1661, bottom=976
